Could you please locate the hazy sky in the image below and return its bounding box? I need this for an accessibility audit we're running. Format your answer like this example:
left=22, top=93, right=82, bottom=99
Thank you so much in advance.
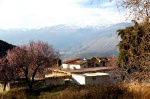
left=0, top=0, right=127, bottom=29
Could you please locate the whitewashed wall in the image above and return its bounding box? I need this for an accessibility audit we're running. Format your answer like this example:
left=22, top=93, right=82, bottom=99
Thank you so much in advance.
left=62, top=63, right=87, bottom=70
left=62, top=64, right=69, bottom=69
left=70, top=64, right=86, bottom=70
left=72, top=74, right=85, bottom=85
left=70, top=64, right=81, bottom=69
left=72, top=74, right=110, bottom=85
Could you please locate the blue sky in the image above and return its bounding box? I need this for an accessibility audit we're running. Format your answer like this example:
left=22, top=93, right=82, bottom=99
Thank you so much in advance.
left=0, top=0, right=127, bottom=29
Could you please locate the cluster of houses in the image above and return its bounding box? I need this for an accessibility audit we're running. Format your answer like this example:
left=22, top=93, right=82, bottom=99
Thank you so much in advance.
left=61, top=57, right=116, bottom=69
left=49, top=56, right=118, bottom=85
left=0, top=56, right=121, bottom=92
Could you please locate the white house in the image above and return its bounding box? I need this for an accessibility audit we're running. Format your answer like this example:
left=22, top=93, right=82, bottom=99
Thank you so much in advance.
left=62, top=58, right=87, bottom=70
left=72, top=72, right=110, bottom=85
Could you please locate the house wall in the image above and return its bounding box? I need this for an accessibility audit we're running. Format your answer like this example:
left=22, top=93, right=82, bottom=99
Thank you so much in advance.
left=70, top=64, right=81, bottom=69
left=70, top=64, right=87, bottom=70
left=72, top=74, right=110, bottom=85
left=85, top=75, right=110, bottom=85
left=86, top=57, right=111, bottom=67
left=62, top=64, right=69, bottom=69
left=72, top=74, right=85, bottom=85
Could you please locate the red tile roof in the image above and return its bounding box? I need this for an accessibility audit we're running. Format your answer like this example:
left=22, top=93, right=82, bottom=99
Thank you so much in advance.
left=70, top=61, right=86, bottom=65
left=63, top=58, right=80, bottom=64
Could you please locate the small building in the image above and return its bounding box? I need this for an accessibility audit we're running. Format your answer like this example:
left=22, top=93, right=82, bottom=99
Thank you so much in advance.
left=84, top=57, right=117, bottom=68
left=62, top=58, right=87, bottom=70
left=72, top=72, right=110, bottom=85
left=85, top=57, right=109, bottom=67
left=52, top=66, right=115, bottom=76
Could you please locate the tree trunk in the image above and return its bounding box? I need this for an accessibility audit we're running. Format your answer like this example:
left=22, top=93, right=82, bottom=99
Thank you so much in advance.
left=25, top=77, right=33, bottom=90
left=24, top=69, right=33, bottom=90
left=30, top=65, right=40, bottom=90
left=3, top=82, right=7, bottom=91
left=28, top=82, right=33, bottom=90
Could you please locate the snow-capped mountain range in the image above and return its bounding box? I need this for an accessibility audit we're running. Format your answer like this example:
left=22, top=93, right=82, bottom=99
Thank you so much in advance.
left=0, top=22, right=132, bottom=60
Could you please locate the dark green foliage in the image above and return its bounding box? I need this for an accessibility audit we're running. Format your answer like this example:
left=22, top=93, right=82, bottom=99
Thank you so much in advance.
left=117, top=19, right=150, bottom=82
left=0, top=40, right=15, bottom=57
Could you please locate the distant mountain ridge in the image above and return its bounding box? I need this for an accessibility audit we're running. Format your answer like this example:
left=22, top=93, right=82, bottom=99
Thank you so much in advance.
left=60, top=22, right=133, bottom=59
left=0, top=22, right=132, bottom=59
left=0, top=24, right=107, bottom=47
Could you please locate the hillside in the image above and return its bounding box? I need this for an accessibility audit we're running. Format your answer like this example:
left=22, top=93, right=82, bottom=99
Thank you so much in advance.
left=0, top=40, right=15, bottom=57
left=60, top=23, right=133, bottom=59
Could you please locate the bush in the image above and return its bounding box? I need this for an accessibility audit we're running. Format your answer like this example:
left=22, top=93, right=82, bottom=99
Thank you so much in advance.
left=0, top=88, right=27, bottom=99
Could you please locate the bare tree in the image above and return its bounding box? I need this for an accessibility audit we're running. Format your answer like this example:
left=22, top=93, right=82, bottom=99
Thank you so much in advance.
left=6, top=41, right=60, bottom=90
left=0, top=56, right=16, bottom=91
left=117, top=0, right=150, bottom=20
left=92, top=0, right=150, bottom=20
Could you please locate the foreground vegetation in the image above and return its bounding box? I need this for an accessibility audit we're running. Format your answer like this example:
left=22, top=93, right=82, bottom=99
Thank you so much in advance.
left=117, top=19, right=150, bottom=82
left=0, top=83, right=150, bottom=99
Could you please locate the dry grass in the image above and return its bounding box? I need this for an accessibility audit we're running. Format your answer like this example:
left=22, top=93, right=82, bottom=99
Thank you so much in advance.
left=39, top=83, right=150, bottom=99
left=0, top=88, right=27, bottom=99
left=0, top=83, right=150, bottom=99
left=127, top=83, right=150, bottom=99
